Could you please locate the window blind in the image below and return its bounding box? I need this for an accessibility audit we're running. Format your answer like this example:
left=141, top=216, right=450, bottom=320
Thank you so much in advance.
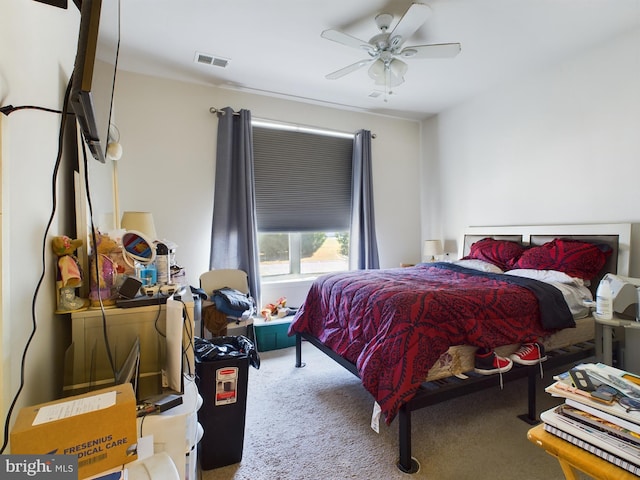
left=253, top=126, right=353, bottom=232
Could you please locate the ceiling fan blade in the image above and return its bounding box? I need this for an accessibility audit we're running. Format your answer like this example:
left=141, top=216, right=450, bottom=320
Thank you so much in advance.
left=388, top=3, right=431, bottom=48
left=326, top=58, right=375, bottom=80
left=399, top=43, right=461, bottom=59
left=321, top=29, right=374, bottom=53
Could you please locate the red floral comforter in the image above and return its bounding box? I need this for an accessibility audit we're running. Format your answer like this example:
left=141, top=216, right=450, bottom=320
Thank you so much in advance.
left=288, top=263, right=574, bottom=423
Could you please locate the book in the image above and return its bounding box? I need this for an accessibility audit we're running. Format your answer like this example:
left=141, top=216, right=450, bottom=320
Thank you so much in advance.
left=546, top=381, right=640, bottom=426
left=546, top=365, right=640, bottom=428
left=541, top=407, right=640, bottom=465
left=565, top=397, right=640, bottom=436
left=579, top=363, right=640, bottom=400
left=559, top=402, right=640, bottom=447
left=543, top=422, right=640, bottom=476
left=552, top=362, right=640, bottom=396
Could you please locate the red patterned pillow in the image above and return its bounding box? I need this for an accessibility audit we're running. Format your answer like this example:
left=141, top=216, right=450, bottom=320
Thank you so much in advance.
left=511, top=239, right=611, bottom=280
left=462, top=238, right=525, bottom=271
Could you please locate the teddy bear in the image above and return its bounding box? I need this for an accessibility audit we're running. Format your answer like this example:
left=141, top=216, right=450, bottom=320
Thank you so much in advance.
left=52, top=235, right=89, bottom=313
left=88, top=231, right=120, bottom=307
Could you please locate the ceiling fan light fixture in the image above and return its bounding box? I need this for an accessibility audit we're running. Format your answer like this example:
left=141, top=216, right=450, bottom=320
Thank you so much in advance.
left=387, top=75, right=405, bottom=88
left=390, top=58, right=408, bottom=78
left=368, top=59, right=385, bottom=81
left=368, top=59, right=406, bottom=88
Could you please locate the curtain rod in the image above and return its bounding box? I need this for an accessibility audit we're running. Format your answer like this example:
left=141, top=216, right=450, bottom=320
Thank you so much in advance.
left=209, top=107, right=376, bottom=138
left=209, top=107, right=239, bottom=116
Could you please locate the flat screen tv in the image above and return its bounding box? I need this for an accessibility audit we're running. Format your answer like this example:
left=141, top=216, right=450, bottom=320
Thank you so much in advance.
left=70, top=0, right=120, bottom=163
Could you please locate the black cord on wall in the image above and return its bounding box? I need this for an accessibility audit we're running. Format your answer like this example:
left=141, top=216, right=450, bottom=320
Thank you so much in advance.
left=0, top=88, right=119, bottom=453
left=0, top=80, right=73, bottom=454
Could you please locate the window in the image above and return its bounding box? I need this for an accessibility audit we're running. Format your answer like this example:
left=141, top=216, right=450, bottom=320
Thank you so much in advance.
left=252, top=123, right=353, bottom=279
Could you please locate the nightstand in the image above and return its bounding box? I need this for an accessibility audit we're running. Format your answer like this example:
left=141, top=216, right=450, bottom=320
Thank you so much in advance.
left=594, top=314, right=640, bottom=372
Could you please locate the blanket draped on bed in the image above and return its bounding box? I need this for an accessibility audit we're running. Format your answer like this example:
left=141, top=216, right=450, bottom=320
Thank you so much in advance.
left=288, top=263, right=574, bottom=423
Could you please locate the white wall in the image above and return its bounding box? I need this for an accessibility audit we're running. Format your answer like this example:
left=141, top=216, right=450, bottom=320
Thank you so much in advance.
left=1, top=0, right=80, bottom=446
left=110, top=72, right=423, bottom=304
left=423, top=27, right=640, bottom=272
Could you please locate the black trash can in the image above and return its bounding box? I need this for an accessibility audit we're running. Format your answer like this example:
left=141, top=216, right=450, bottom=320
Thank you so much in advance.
left=195, top=335, right=260, bottom=470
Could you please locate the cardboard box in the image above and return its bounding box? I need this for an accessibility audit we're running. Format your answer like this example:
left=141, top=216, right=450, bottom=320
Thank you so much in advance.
left=10, top=383, right=138, bottom=479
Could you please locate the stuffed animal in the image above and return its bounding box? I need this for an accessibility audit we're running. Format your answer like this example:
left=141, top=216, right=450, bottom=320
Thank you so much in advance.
left=88, top=232, right=119, bottom=307
left=261, top=296, right=287, bottom=321
left=51, top=235, right=89, bottom=312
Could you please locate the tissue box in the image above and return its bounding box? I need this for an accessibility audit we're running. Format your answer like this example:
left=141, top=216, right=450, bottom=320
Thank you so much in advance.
left=10, top=383, right=138, bottom=479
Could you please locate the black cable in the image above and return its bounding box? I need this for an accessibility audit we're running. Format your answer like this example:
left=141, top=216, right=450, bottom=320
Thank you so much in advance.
left=154, top=295, right=166, bottom=338
left=138, top=413, right=147, bottom=438
left=179, top=299, right=195, bottom=377
left=81, top=142, right=118, bottom=380
left=0, top=104, right=69, bottom=116
left=0, top=81, right=73, bottom=454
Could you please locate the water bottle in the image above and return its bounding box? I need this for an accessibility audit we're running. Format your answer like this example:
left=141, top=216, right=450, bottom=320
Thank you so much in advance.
left=596, top=277, right=613, bottom=320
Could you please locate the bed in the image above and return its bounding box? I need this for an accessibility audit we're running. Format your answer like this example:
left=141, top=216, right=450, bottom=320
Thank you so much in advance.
left=289, top=223, right=631, bottom=473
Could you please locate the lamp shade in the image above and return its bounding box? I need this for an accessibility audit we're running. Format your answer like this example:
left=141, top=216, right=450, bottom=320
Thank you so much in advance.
left=121, top=211, right=157, bottom=240
left=423, top=240, right=443, bottom=261
left=368, top=59, right=407, bottom=88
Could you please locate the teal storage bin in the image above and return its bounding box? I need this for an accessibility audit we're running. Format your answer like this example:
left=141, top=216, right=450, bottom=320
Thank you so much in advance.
left=254, top=316, right=296, bottom=351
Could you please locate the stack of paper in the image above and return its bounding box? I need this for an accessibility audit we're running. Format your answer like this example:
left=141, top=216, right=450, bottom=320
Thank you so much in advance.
left=543, top=363, right=640, bottom=475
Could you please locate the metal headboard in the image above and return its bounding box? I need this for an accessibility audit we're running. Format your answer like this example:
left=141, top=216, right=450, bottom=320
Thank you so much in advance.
left=462, top=224, right=631, bottom=282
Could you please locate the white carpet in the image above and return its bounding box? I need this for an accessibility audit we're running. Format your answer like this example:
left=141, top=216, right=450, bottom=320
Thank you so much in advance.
left=199, top=343, right=585, bottom=480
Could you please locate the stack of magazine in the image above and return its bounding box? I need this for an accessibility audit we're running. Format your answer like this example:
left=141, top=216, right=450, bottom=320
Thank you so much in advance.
left=543, top=362, right=640, bottom=475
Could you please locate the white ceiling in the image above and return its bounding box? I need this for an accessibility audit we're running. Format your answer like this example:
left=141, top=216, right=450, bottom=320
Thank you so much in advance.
left=115, top=0, right=640, bottom=120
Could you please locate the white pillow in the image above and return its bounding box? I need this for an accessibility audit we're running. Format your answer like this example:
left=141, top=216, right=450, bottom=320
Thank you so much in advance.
left=453, top=259, right=504, bottom=274
left=505, top=268, right=585, bottom=287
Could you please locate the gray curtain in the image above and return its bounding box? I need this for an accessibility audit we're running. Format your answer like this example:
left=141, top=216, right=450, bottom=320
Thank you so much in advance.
left=210, top=107, right=261, bottom=304
left=349, top=129, right=380, bottom=270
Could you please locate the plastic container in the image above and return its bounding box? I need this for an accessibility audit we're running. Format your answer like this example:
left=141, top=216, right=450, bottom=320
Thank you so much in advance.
left=139, top=263, right=157, bottom=286
left=254, top=316, right=296, bottom=351
left=596, top=277, right=613, bottom=320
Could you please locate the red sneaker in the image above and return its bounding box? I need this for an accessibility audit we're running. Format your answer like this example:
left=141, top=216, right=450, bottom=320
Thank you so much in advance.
left=474, top=350, right=513, bottom=375
left=510, top=343, right=547, bottom=365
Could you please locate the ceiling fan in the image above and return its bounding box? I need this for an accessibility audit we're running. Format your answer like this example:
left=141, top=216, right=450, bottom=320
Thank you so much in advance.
left=322, top=3, right=461, bottom=96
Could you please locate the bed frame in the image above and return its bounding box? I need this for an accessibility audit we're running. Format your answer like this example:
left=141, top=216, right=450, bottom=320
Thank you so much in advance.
left=294, top=223, right=631, bottom=474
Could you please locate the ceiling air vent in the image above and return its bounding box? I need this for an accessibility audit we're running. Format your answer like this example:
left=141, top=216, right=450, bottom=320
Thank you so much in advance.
left=195, top=52, right=230, bottom=68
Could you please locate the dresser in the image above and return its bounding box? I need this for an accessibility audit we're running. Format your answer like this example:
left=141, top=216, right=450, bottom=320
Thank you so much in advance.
left=66, top=298, right=195, bottom=399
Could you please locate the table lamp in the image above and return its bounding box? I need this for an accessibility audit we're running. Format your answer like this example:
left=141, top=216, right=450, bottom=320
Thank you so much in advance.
left=423, top=240, right=443, bottom=262
left=121, top=211, right=157, bottom=241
